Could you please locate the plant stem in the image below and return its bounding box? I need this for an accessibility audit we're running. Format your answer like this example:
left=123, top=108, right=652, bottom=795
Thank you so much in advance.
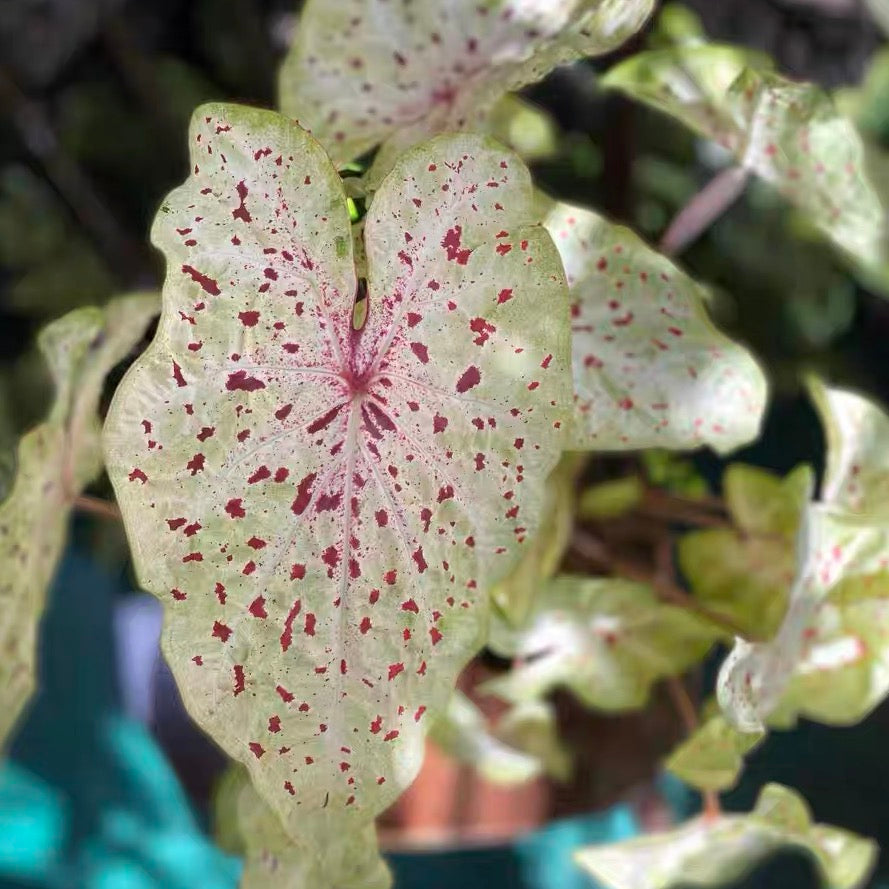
left=638, top=487, right=732, bottom=529
left=74, top=494, right=122, bottom=522
left=659, top=166, right=750, bottom=257
left=665, top=676, right=722, bottom=820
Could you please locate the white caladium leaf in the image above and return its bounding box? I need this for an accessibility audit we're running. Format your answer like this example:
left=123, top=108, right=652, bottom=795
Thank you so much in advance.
left=103, top=104, right=571, bottom=842
left=544, top=201, right=767, bottom=452
left=575, top=783, right=876, bottom=889
left=603, top=47, right=889, bottom=269
left=808, top=378, right=889, bottom=519
left=278, top=0, right=655, bottom=171
left=429, top=691, right=545, bottom=785
left=484, top=576, right=720, bottom=710
left=495, top=699, right=572, bottom=782
left=0, top=294, right=158, bottom=746
left=679, top=464, right=812, bottom=639
left=214, top=765, right=391, bottom=889
left=665, top=714, right=764, bottom=793
left=717, top=506, right=889, bottom=732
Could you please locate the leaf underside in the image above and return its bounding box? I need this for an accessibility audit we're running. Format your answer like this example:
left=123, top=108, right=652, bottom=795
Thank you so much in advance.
left=103, top=103, right=571, bottom=840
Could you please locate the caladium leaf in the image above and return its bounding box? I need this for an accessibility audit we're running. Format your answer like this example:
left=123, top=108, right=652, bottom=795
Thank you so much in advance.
left=603, top=47, right=889, bottom=270
left=0, top=294, right=158, bottom=746
left=214, top=765, right=391, bottom=889
left=429, top=691, right=546, bottom=785
left=103, top=104, right=571, bottom=843
left=543, top=201, right=766, bottom=453
left=495, top=699, right=572, bottom=782
left=575, top=783, right=876, bottom=889
left=665, top=714, right=764, bottom=793
left=679, top=464, right=812, bottom=638
left=808, top=378, right=889, bottom=519
left=490, top=453, right=583, bottom=626
left=483, top=576, right=720, bottom=711
left=717, top=507, right=889, bottom=732
left=278, top=0, right=655, bottom=172
left=866, top=0, right=889, bottom=37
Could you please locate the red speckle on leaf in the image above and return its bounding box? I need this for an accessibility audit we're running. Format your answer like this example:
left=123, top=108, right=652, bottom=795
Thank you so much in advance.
left=276, top=684, right=294, bottom=703
left=181, top=265, right=220, bottom=295
left=224, top=498, right=245, bottom=519
left=171, top=588, right=187, bottom=601
left=304, top=613, right=316, bottom=636
left=215, top=583, right=226, bottom=604
left=233, top=665, right=246, bottom=695
left=196, top=426, right=215, bottom=441
left=172, top=361, right=187, bottom=388
left=186, top=453, right=205, bottom=475
left=248, top=596, right=267, bottom=618
left=291, top=563, right=306, bottom=580
left=276, top=403, right=293, bottom=420
left=248, top=465, right=271, bottom=484
left=410, top=342, right=429, bottom=364
left=370, top=715, right=383, bottom=734
left=128, top=468, right=148, bottom=484
left=412, top=547, right=428, bottom=573
left=238, top=310, right=260, bottom=326
left=226, top=370, right=265, bottom=391
left=360, top=617, right=372, bottom=634
left=232, top=180, right=252, bottom=223
left=307, top=403, right=345, bottom=434
left=442, top=226, right=471, bottom=264
left=383, top=730, right=399, bottom=742
left=212, top=621, right=232, bottom=642
left=401, top=599, right=419, bottom=613
left=432, top=413, right=448, bottom=433
left=248, top=742, right=265, bottom=759
left=269, top=716, right=281, bottom=733
left=375, top=509, right=388, bottom=526
left=291, top=472, right=317, bottom=515
left=497, top=288, right=513, bottom=304
left=281, top=599, right=302, bottom=652
left=388, top=663, right=405, bottom=680
left=456, top=366, right=481, bottom=392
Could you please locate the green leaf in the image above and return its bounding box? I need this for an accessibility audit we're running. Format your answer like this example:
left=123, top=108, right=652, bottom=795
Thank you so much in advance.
left=717, top=506, right=889, bottom=732
left=484, top=576, right=719, bottom=711
left=575, top=783, right=876, bottom=889
left=485, top=95, right=560, bottom=164
left=103, top=104, right=571, bottom=844
left=214, top=765, right=391, bottom=889
left=679, top=464, right=812, bottom=638
left=429, top=691, right=547, bottom=785
left=278, top=0, right=654, bottom=169
left=603, top=46, right=889, bottom=270
left=495, top=699, right=572, bottom=782
left=865, top=0, right=889, bottom=37
left=0, top=294, right=158, bottom=747
left=490, top=453, right=583, bottom=626
left=578, top=475, right=644, bottom=520
left=543, top=201, right=767, bottom=453
left=665, top=714, right=764, bottom=793
left=808, top=378, right=889, bottom=519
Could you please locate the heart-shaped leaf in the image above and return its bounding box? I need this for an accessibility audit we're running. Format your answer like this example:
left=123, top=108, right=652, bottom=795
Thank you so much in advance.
left=0, top=294, right=158, bottom=747
left=543, top=201, right=767, bottom=452
left=575, top=783, right=876, bottom=889
left=603, top=46, right=889, bottom=270
left=103, top=104, right=571, bottom=841
left=278, top=0, right=655, bottom=173
left=484, top=576, right=720, bottom=711
left=679, top=464, right=812, bottom=639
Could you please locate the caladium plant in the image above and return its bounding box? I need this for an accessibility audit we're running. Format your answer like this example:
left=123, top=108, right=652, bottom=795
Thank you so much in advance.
left=103, top=103, right=571, bottom=849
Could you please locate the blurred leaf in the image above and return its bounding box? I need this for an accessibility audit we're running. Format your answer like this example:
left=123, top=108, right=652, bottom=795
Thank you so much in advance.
left=0, top=294, right=158, bottom=747
left=575, top=783, right=876, bottom=889
left=212, top=765, right=391, bottom=889
left=865, top=0, right=889, bottom=37
left=835, top=50, right=889, bottom=143
left=641, top=450, right=711, bottom=498
left=665, top=714, right=764, bottom=793
left=578, top=475, right=644, bottom=520
left=495, top=700, right=572, bottom=783
left=484, top=576, right=720, bottom=711
left=429, top=691, right=549, bottom=785
left=486, top=95, right=560, bottom=163
left=604, top=47, right=889, bottom=273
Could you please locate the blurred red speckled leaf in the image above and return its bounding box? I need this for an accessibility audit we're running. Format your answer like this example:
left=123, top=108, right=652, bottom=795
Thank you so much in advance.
left=278, top=0, right=655, bottom=173
left=603, top=47, right=889, bottom=271
left=103, top=104, right=571, bottom=841
left=0, top=294, right=157, bottom=747
left=543, top=201, right=767, bottom=452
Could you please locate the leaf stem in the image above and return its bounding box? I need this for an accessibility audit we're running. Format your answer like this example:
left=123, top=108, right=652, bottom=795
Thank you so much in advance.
left=659, top=166, right=750, bottom=257
left=74, top=494, right=122, bottom=522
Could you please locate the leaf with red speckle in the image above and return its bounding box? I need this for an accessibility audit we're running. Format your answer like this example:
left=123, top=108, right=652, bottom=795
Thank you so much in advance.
left=717, top=506, right=889, bottom=732
left=278, top=0, right=655, bottom=173
left=214, top=765, right=391, bottom=889
left=103, top=105, right=571, bottom=844
left=544, top=201, right=767, bottom=453
left=603, top=47, right=889, bottom=271
left=575, top=783, right=876, bottom=889
left=0, top=293, right=158, bottom=747
left=484, top=576, right=719, bottom=711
